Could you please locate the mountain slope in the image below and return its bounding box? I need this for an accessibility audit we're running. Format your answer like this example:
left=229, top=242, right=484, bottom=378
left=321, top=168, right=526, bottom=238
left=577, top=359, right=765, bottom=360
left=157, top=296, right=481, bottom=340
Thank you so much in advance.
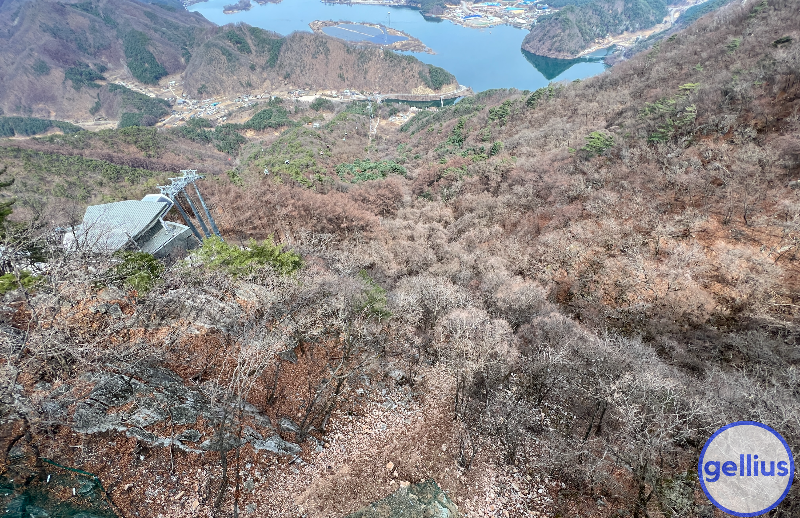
left=183, top=27, right=456, bottom=96
left=522, top=0, right=669, bottom=58
left=2, top=1, right=799, bottom=517
left=0, top=0, right=212, bottom=119
left=204, top=1, right=800, bottom=513
left=0, top=0, right=459, bottom=121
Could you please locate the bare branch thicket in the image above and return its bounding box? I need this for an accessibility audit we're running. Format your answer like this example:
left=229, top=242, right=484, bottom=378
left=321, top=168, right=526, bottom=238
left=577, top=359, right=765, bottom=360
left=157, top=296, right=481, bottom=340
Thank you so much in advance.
left=189, top=266, right=389, bottom=516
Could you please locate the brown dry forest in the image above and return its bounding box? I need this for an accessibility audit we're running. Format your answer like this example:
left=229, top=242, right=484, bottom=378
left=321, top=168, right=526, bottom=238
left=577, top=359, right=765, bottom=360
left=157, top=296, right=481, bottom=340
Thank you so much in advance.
left=1, top=0, right=800, bottom=517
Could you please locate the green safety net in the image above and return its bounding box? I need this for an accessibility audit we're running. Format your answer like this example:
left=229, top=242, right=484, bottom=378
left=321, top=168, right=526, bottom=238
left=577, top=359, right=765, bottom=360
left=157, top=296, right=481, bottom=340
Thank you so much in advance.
left=1, top=458, right=117, bottom=518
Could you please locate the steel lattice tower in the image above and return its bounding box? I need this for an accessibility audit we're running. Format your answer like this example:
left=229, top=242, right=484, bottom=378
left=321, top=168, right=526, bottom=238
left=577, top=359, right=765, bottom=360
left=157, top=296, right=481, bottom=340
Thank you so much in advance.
left=158, top=170, right=222, bottom=242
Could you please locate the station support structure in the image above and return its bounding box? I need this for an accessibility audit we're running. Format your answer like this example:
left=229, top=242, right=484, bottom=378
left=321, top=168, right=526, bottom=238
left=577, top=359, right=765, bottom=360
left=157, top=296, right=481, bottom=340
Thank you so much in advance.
left=158, top=170, right=223, bottom=242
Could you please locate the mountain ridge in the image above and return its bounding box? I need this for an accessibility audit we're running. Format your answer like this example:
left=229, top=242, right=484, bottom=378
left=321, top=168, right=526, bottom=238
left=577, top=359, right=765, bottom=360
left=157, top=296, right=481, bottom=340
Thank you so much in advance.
left=1, top=0, right=799, bottom=516
left=0, top=0, right=459, bottom=121
left=522, top=0, right=669, bottom=59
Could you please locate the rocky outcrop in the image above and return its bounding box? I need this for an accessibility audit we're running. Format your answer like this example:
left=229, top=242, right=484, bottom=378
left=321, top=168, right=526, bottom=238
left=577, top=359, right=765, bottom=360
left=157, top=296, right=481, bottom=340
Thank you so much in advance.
left=134, top=288, right=245, bottom=331
left=345, top=480, right=458, bottom=518
left=69, top=363, right=298, bottom=455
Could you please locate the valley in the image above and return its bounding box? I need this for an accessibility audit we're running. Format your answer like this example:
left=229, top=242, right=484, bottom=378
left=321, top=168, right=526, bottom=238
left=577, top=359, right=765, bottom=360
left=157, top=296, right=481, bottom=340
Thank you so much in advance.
left=191, top=0, right=609, bottom=91
left=49, top=72, right=469, bottom=132
left=0, top=0, right=463, bottom=122
left=1, top=0, right=799, bottom=517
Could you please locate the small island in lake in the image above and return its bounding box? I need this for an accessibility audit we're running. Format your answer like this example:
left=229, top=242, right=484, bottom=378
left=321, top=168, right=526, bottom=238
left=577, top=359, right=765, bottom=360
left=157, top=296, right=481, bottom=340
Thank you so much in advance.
left=309, top=20, right=432, bottom=53
left=223, top=0, right=251, bottom=13
left=223, top=0, right=282, bottom=13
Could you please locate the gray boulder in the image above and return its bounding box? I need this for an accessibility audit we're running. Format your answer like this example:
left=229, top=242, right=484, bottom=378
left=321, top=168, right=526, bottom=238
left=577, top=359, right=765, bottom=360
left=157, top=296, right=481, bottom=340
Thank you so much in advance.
left=279, top=417, right=301, bottom=434
left=70, top=364, right=276, bottom=455
left=345, top=480, right=458, bottom=518
left=251, top=435, right=302, bottom=456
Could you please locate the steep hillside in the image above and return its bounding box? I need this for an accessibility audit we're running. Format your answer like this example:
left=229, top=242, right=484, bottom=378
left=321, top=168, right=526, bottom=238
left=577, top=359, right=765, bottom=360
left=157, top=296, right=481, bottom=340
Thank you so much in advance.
left=0, top=0, right=213, bottom=119
left=177, top=0, right=800, bottom=513
left=1, top=0, right=799, bottom=517
left=0, top=124, right=236, bottom=227
left=182, top=27, right=458, bottom=96
left=522, top=0, right=669, bottom=58
left=0, top=0, right=459, bottom=121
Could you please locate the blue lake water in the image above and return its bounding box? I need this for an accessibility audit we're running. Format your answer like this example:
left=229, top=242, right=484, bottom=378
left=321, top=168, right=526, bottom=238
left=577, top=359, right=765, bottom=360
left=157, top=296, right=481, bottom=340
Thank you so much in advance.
left=190, top=0, right=610, bottom=92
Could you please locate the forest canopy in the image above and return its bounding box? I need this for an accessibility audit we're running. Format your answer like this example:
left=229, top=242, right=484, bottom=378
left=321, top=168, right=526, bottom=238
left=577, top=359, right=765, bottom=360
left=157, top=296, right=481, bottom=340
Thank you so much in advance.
left=522, top=0, right=670, bottom=58
left=123, top=30, right=169, bottom=84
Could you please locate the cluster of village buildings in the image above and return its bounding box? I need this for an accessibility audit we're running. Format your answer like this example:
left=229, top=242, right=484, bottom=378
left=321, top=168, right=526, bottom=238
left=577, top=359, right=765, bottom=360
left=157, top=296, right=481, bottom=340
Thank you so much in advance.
left=330, top=0, right=557, bottom=29
left=446, top=0, right=554, bottom=29
left=92, top=68, right=446, bottom=130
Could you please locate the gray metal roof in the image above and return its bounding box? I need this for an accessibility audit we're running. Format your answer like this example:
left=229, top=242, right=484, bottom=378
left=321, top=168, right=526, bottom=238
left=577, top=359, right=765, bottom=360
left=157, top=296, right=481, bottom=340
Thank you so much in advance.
left=139, top=221, right=192, bottom=255
left=141, top=194, right=174, bottom=206
left=76, top=201, right=171, bottom=253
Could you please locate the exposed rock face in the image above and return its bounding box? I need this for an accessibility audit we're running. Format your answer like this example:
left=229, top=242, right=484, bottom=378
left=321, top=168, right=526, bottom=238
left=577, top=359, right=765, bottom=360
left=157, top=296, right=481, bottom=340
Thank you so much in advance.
left=135, top=288, right=245, bottom=332
left=250, top=435, right=302, bottom=455
left=0, top=465, right=118, bottom=518
left=345, top=480, right=458, bottom=518
left=70, top=363, right=296, bottom=455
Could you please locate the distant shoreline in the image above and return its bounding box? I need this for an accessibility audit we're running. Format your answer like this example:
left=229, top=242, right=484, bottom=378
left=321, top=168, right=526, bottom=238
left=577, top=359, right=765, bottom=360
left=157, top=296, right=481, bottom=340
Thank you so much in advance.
left=321, top=0, right=544, bottom=30
left=309, top=20, right=433, bottom=54
left=186, top=0, right=284, bottom=13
